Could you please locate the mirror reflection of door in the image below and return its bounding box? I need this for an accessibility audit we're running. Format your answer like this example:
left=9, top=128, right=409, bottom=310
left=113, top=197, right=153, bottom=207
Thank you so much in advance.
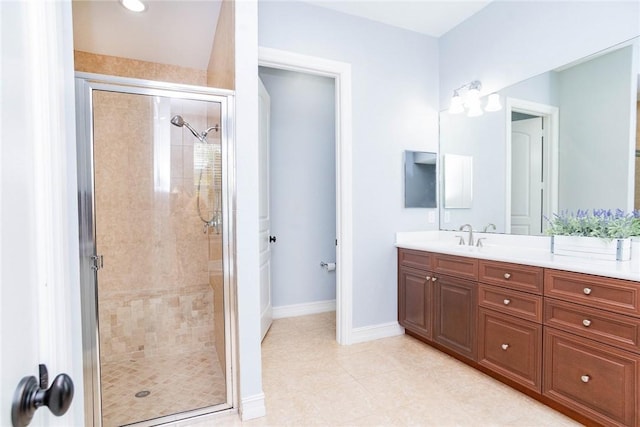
left=511, top=114, right=544, bottom=235
left=635, top=101, right=640, bottom=210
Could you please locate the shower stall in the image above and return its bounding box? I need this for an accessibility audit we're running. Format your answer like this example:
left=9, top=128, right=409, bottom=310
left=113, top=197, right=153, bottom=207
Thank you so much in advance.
left=75, top=73, right=235, bottom=426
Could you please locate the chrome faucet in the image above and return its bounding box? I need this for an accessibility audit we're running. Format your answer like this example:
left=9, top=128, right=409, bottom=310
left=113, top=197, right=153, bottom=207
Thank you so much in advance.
left=483, top=223, right=496, bottom=233
left=459, top=224, right=474, bottom=246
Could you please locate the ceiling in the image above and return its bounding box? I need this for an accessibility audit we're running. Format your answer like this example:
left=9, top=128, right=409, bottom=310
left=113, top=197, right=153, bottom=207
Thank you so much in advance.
left=72, top=0, right=491, bottom=70
left=72, top=0, right=222, bottom=70
left=306, top=0, right=493, bottom=37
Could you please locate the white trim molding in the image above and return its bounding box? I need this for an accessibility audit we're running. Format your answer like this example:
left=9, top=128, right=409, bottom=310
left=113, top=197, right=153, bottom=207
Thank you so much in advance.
left=350, top=322, right=405, bottom=344
left=258, top=47, right=354, bottom=345
left=239, top=392, right=266, bottom=421
left=272, top=300, right=336, bottom=319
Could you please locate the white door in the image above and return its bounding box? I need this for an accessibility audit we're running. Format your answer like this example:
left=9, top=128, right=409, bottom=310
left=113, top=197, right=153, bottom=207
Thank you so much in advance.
left=1, top=2, right=84, bottom=427
left=258, top=78, right=273, bottom=340
left=511, top=117, right=544, bottom=235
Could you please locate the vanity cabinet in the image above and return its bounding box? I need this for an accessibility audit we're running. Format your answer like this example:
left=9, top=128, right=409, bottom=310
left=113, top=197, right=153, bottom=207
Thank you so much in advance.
left=397, top=247, right=640, bottom=426
left=477, top=261, right=544, bottom=392
left=398, top=250, right=478, bottom=360
left=543, top=269, right=640, bottom=426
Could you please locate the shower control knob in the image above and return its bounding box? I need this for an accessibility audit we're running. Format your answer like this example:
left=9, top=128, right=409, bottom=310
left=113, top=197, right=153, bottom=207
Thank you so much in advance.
left=12, top=364, right=74, bottom=427
left=269, top=235, right=277, bottom=243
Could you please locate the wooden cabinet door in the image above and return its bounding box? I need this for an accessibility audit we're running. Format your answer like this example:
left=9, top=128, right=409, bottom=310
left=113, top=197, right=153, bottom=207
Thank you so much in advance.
left=399, top=266, right=433, bottom=340
left=434, top=274, right=477, bottom=360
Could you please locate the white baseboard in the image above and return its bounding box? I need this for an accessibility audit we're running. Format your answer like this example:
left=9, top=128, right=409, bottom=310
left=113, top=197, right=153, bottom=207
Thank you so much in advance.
left=350, top=321, right=405, bottom=344
left=240, top=392, right=266, bottom=421
left=272, top=299, right=336, bottom=319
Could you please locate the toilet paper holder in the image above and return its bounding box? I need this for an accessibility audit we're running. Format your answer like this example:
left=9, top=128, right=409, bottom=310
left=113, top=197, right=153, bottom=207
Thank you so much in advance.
left=320, top=261, right=336, bottom=271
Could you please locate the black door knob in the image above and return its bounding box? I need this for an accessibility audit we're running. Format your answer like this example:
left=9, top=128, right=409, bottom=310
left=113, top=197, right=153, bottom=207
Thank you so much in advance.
left=12, top=364, right=74, bottom=427
left=269, top=235, right=277, bottom=243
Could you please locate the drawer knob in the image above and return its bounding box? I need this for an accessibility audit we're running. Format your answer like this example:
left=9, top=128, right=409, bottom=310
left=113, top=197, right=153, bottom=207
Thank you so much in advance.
left=503, top=299, right=511, bottom=305
left=432, top=277, right=437, bottom=282
left=583, top=287, right=592, bottom=295
left=582, top=319, right=592, bottom=327
left=501, top=344, right=509, bottom=350
left=503, top=273, right=511, bottom=279
left=581, top=375, right=590, bottom=383
left=425, top=276, right=431, bottom=281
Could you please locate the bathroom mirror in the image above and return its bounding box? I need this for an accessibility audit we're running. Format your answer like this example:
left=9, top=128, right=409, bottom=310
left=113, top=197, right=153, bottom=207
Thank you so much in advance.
left=404, top=150, right=437, bottom=208
left=439, top=37, right=639, bottom=234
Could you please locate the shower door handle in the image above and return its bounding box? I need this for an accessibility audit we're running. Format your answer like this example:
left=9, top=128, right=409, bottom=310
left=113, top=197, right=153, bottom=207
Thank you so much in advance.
left=269, top=235, right=277, bottom=243
left=11, top=364, right=74, bottom=427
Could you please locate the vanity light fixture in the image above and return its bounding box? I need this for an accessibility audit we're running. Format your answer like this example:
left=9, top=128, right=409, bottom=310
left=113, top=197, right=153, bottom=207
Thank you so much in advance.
left=485, top=93, right=502, bottom=112
left=120, top=0, right=146, bottom=12
left=448, top=80, right=502, bottom=116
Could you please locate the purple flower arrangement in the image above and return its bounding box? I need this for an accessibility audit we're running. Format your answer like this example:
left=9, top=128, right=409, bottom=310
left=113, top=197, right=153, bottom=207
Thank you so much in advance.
left=545, top=209, right=640, bottom=239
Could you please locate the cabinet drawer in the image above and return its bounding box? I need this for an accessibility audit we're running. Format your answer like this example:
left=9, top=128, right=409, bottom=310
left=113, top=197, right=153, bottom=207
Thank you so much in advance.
left=433, top=254, right=478, bottom=281
left=543, top=328, right=639, bottom=427
left=545, top=269, right=640, bottom=318
left=478, top=308, right=542, bottom=392
left=479, top=284, right=542, bottom=323
left=398, top=248, right=431, bottom=271
left=544, top=299, right=640, bottom=354
left=479, top=260, right=543, bottom=294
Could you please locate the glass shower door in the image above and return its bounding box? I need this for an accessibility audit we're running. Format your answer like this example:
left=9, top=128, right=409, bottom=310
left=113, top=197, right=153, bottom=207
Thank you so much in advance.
left=90, top=89, right=228, bottom=426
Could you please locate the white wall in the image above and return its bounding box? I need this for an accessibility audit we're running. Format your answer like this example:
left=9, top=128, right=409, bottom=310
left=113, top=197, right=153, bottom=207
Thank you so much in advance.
left=258, top=1, right=440, bottom=328
left=558, top=46, right=636, bottom=211
left=439, top=1, right=640, bottom=108
left=234, top=0, right=265, bottom=418
left=258, top=67, right=337, bottom=307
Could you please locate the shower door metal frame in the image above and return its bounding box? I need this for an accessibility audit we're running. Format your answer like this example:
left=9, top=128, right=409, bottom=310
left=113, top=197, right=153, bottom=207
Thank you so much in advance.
left=75, top=72, right=237, bottom=427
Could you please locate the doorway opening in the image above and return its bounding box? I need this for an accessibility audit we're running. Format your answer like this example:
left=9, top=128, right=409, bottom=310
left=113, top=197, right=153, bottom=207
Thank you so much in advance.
left=258, top=47, right=353, bottom=345
left=258, top=66, right=337, bottom=338
left=75, top=74, right=235, bottom=426
left=506, top=98, right=559, bottom=235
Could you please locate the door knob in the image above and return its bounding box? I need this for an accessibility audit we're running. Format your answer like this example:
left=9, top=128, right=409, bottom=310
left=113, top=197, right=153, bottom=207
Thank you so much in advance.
left=12, top=364, right=74, bottom=427
left=269, top=235, right=277, bottom=243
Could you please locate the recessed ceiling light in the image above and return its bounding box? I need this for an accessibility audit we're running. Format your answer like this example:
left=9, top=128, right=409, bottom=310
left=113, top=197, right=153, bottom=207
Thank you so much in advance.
left=120, top=0, right=146, bottom=13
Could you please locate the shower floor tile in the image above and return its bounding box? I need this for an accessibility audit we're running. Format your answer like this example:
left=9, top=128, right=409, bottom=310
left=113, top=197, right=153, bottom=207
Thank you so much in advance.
left=100, top=349, right=226, bottom=427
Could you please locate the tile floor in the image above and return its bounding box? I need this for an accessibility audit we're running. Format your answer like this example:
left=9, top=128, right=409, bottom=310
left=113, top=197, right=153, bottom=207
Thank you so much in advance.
left=101, top=349, right=226, bottom=426
left=180, top=311, right=582, bottom=427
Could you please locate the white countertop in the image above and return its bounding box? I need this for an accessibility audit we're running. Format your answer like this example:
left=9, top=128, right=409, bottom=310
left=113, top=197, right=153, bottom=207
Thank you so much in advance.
left=396, top=231, right=640, bottom=282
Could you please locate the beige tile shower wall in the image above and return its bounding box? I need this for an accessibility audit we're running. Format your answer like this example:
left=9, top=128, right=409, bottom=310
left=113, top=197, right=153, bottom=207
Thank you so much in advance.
left=98, top=286, right=214, bottom=363
left=206, top=0, right=235, bottom=89
left=74, top=51, right=207, bottom=86
left=94, top=91, right=214, bottom=363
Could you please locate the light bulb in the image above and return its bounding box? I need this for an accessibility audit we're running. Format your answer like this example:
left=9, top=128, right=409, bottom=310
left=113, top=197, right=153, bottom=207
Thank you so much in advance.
left=467, top=104, right=484, bottom=117
left=120, top=0, right=146, bottom=12
left=449, top=91, right=464, bottom=114
left=485, top=93, right=502, bottom=112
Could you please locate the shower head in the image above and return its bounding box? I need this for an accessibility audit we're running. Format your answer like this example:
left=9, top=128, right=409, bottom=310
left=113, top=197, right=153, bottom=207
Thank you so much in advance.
left=170, top=115, right=205, bottom=142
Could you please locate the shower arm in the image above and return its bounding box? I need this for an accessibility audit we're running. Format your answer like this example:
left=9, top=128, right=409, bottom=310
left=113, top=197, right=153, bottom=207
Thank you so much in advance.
left=202, top=125, right=220, bottom=139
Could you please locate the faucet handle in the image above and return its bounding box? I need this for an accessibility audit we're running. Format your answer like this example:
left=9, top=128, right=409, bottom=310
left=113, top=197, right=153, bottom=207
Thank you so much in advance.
left=483, top=223, right=497, bottom=233
left=476, top=238, right=486, bottom=248
left=454, top=235, right=465, bottom=245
